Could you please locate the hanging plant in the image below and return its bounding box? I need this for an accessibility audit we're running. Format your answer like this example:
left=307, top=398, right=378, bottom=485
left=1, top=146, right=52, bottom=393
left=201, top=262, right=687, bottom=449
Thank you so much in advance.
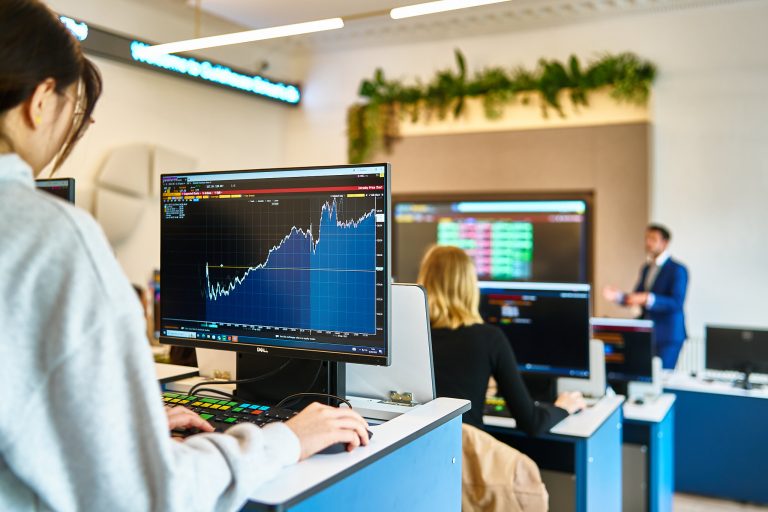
left=347, top=50, right=656, bottom=163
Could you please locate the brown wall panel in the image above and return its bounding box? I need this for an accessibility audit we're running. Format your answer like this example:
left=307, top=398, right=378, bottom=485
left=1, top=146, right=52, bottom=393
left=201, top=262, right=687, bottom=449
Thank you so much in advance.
left=379, top=122, right=649, bottom=317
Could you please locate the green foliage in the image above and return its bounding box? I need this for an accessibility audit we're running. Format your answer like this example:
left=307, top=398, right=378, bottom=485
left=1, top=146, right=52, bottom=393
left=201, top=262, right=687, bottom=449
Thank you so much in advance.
left=346, top=50, right=657, bottom=164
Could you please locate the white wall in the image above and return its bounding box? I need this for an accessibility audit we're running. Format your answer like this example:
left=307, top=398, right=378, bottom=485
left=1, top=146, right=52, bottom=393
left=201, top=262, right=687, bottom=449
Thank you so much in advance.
left=43, top=0, right=301, bottom=286
left=286, top=1, right=768, bottom=341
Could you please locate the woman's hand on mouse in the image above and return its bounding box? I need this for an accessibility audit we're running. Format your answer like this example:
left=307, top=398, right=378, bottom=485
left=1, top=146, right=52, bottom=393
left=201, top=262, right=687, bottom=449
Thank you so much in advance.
left=285, top=402, right=370, bottom=460
left=555, top=391, right=587, bottom=414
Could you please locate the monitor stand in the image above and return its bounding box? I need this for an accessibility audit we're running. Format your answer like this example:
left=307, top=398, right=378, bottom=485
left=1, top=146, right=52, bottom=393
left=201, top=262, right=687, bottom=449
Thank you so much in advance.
left=735, top=369, right=755, bottom=390
left=557, top=340, right=607, bottom=399
left=235, top=352, right=346, bottom=408
left=627, top=356, right=663, bottom=400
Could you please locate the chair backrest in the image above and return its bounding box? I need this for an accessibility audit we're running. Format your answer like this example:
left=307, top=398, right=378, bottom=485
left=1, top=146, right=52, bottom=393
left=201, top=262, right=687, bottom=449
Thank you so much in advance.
left=461, top=424, right=549, bottom=512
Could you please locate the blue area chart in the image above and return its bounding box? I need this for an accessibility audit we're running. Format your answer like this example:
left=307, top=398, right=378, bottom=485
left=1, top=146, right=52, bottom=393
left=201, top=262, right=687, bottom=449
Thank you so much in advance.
left=205, top=200, right=377, bottom=334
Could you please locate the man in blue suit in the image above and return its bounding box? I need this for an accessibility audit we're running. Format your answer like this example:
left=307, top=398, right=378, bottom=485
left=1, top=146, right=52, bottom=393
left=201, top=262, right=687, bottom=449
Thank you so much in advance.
left=604, top=224, right=689, bottom=369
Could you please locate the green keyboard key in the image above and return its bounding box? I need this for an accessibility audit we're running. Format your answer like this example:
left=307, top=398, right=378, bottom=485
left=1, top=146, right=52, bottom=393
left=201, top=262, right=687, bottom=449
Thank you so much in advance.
left=233, top=408, right=243, bottom=412
left=227, top=402, right=238, bottom=406
left=225, top=417, right=237, bottom=423
left=199, top=413, right=213, bottom=421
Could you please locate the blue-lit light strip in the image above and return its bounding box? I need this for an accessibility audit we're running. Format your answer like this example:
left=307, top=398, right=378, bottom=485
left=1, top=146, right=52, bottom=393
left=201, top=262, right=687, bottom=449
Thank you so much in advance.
left=130, top=41, right=300, bottom=104
left=57, top=14, right=301, bottom=105
left=60, top=16, right=88, bottom=41
left=455, top=200, right=586, bottom=214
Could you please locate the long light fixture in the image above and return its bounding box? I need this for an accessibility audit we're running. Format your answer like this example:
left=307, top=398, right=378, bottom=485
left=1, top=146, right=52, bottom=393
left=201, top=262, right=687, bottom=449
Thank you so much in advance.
left=390, top=0, right=510, bottom=19
left=135, top=17, right=344, bottom=58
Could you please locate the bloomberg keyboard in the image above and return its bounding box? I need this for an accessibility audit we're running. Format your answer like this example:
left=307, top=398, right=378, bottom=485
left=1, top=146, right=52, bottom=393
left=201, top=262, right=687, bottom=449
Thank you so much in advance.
left=484, top=396, right=511, bottom=417
left=162, top=392, right=296, bottom=435
left=484, top=395, right=597, bottom=418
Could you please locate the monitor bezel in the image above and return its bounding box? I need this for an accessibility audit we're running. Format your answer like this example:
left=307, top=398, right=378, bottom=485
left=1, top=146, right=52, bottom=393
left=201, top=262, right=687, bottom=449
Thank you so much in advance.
left=158, top=163, right=392, bottom=367
left=591, top=317, right=655, bottom=383
left=393, top=191, right=594, bottom=284
left=705, top=324, right=768, bottom=375
left=478, top=280, right=592, bottom=377
left=35, top=177, right=75, bottom=203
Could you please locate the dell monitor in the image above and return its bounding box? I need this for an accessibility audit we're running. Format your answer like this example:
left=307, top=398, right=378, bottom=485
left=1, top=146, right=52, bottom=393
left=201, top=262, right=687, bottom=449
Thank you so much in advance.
left=591, top=318, right=655, bottom=385
left=159, top=164, right=391, bottom=367
left=706, top=325, right=768, bottom=389
left=478, top=281, right=591, bottom=378
left=36, top=178, right=75, bottom=203
left=394, top=195, right=591, bottom=283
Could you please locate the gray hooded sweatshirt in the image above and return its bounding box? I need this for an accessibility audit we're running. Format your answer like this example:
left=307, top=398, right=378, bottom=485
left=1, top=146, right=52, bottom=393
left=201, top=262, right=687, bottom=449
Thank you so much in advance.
left=0, top=153, right=299, bottom=511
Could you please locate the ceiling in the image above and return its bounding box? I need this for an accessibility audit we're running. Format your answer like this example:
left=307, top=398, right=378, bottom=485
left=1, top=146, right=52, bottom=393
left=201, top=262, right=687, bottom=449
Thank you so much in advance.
left=169, top=0, right=752, bottom=50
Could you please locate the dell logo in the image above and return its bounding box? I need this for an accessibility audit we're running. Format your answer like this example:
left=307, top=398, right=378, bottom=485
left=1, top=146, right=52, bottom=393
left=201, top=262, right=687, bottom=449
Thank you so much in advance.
left=256, top=347, right=269, bottom=354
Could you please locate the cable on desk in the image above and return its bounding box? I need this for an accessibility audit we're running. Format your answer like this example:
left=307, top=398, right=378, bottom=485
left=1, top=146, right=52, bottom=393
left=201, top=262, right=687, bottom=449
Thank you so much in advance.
left=188, top=359, right=292, bottom=397
left=275, top=392, right=352, bottom=411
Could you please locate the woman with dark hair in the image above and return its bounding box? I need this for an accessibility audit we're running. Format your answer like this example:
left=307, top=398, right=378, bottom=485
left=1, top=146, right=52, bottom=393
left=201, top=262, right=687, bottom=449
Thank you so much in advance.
left=0, top=2, right=368, bottom=510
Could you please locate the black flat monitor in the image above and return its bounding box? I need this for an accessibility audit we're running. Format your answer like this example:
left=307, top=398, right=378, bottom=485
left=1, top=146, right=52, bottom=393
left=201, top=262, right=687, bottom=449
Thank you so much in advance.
left=394, top=195, right=591, bottom=283
left=152, top=269, right=161, bottom=340
left=159, top=164, right=391, bottom=366
left=591, top=318, right=655, bottom=384
left=478, top=281, right=591, bottom=378
left=36, top=178, right=75, bottom=203
left=706, top=325, right=768, bottom=389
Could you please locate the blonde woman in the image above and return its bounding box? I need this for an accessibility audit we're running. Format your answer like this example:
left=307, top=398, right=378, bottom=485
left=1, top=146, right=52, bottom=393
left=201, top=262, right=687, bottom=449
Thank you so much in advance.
left=418, top=245, right=585, bottom=435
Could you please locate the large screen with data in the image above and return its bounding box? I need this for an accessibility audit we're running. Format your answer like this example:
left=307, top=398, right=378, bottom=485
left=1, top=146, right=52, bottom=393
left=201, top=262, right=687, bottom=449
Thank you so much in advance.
left=159, top=164, right=390, bottom=365
left=394, top=197, right=590, bottom=283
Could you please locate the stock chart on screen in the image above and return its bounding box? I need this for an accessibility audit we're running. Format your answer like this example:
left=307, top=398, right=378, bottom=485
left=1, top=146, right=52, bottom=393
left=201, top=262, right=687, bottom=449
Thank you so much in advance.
left=159, top=165, right=389, bottom=359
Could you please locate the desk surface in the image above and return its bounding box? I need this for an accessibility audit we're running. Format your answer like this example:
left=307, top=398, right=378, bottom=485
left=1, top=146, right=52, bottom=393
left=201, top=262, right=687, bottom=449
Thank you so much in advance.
left=663, top=373, right=768, bottom=399
left=623, top=393, right=676, bottom=422
left=483, top=395, right=625, bottom=438
left=155, top=363, right=199, bottom=384
left=248, top=397, right=470, bottom=509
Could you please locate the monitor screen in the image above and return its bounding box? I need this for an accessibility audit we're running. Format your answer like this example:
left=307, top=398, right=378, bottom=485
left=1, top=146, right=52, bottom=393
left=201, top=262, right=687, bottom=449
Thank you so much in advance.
left=159, top=164, right=391, bottom=366
left=36, top=178, right=75, bottom=203
left=478, top=281, right=591, bottom=377
left=591, top=318, right=655, bottom=383
left=394, top=197, right=590, bottom=283
left=706, top=325, right=768, bottom=375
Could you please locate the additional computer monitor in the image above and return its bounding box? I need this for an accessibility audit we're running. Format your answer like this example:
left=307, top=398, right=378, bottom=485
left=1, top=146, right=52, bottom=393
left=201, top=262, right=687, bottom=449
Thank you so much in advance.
left=706, top=325, right=768, bottom=386
left=152, top=269, right=161, bottom=340
left=591, top=318, right=655, bottom=383
left=393, top=194, right=591, bottom=283
left=159, top=164, right=391, bottom=366
left=36, top=178, right=75, bottom=203
left=478, top=281, right=591, bottom=377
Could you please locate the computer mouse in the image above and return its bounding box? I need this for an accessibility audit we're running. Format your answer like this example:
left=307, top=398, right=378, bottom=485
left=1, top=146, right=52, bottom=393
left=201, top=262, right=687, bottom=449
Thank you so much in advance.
left=317, top=430, right=374, bottom=455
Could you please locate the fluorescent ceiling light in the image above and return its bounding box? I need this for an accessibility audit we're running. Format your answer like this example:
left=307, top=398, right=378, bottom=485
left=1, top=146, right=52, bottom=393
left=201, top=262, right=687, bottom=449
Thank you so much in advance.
left=136, top=17, right=344, bottom=57
left=391, top=0, right=510, bottom=19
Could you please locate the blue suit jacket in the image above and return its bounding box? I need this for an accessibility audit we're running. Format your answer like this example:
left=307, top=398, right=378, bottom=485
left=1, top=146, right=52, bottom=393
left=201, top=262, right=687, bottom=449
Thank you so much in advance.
left=634, top=257, right=688, bottom=347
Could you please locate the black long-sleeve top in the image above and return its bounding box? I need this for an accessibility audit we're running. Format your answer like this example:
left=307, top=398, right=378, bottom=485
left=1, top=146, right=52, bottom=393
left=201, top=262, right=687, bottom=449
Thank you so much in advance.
left=431, top=323, right=568, bottom=436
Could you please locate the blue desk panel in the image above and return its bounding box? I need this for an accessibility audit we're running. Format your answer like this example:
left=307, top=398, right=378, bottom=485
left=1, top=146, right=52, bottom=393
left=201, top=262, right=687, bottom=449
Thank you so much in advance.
left=578, top=406, right=623, bottom=512
left=670, top=389, right=768, bottom=504
left=251, top=416, right=463, bottom=512
left=624, top=407, right=674, bottom=512
left=486, top=406, right=623, bottom=512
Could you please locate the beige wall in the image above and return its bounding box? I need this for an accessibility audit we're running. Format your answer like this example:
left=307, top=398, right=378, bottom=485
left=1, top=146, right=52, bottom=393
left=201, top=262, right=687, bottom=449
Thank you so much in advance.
left=381, top=122, right=650, bottom=317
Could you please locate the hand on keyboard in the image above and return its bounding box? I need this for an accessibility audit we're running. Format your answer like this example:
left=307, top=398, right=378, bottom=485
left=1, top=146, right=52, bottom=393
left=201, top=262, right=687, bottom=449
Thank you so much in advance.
left=166, top=405, right=215, bottom=434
